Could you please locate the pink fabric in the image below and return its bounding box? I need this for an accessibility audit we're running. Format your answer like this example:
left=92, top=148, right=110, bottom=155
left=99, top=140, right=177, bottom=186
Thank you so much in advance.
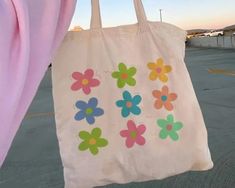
left=0, top=0, right=76, bottom=167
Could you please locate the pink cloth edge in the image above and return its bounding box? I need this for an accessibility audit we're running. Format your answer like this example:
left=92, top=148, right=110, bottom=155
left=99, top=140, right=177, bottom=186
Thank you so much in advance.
left=0, top=0, right=77, bottom=167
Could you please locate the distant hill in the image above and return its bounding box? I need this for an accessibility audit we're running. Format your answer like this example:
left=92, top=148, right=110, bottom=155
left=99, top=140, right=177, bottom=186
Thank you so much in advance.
left=187, top=24, right=235, bottom=34
left=223, top=25, right=235, bottom=31
left=187, top=29, right=210, bottom=35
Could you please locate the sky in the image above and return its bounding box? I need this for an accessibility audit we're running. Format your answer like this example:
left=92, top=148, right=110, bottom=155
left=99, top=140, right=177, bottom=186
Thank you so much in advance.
left=70, top=0, right=235, bottom=30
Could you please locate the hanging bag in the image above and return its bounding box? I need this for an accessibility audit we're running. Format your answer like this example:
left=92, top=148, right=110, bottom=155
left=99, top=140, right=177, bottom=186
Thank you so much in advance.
left=52, top=0, right=213, bottom=187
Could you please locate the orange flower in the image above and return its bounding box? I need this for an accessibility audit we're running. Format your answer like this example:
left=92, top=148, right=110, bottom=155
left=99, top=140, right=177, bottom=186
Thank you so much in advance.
left=152, top=86, right=177, bottom=111
left=147, top=58, right=172, bottom=83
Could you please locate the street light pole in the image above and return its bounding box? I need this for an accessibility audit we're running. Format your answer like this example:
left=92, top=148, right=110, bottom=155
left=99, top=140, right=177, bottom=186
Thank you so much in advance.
left=159, top=9, right=163, bottom=22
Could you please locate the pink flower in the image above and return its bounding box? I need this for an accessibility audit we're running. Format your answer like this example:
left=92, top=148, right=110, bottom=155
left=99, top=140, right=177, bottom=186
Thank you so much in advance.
left=120, top=120, right=146, bottom=148
left=71, top=69, right=100, bottom=95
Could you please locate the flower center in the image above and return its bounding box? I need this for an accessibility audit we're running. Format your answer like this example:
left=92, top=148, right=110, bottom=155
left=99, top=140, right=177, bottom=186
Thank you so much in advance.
left=121, top=73, right=129, bottom=79
left=156, top=68, right=162, bottom=73
left=82, top=79, right=89, bottom=85
left=126, top=101, right=133, bottom=108
left=167, top=124, right=173, bottom=131
left=89, top=138, right=97, bottom=145
left=86, top=108, right=93, bottom=115
left=130, top=131, right=137, bottom=139
left=161, top=95, right=168, bottom=102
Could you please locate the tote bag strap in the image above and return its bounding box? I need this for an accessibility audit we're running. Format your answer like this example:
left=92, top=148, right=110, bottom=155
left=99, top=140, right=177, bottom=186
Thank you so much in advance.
left=90, top=0, right=102, bottom=29
left=90, top=0, right=148, bottom=29
left=134, top=0, right=147, bottom=24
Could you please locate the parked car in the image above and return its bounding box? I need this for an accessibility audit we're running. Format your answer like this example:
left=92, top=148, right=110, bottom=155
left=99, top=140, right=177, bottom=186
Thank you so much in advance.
left=204, top=30, right=224, bottom=37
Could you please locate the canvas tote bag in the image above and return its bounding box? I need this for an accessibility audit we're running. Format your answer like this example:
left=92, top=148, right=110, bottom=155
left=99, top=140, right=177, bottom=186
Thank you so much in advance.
left=52, top=0, right=213, bottom=187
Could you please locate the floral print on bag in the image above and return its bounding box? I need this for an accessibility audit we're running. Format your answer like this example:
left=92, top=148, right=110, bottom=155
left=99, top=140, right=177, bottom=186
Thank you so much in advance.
left=75, top=98, right=104, bottom=125
left=78, top=128, right=108, bottom=155
left=71, top=69, right=100, bottom=95
left=120, top=120, right=146, bottom=148
left=72, top=57, right=182, bottom=152
left=112, top=63, right=137, bottom=88
left=147, top=58, right=172, bottom=83
left=116, top=91, right=142, bottom=118
left=152, top=85, right=178, bottom=111
left=157, top=114, right=183, bottom=141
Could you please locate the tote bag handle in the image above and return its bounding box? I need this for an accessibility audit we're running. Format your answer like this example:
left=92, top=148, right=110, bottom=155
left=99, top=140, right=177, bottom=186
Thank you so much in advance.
left=90, top=0, right=148, bottom=29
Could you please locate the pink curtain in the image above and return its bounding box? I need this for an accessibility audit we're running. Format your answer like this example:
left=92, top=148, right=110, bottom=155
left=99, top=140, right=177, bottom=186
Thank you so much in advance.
left=0, top=0, right=77, bottom=167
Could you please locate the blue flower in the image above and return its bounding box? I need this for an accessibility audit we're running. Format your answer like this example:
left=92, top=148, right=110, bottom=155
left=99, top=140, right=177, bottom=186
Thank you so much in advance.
left=75, top=97, right=104, bottom=125
left=116, top=91, right=142, bottom=118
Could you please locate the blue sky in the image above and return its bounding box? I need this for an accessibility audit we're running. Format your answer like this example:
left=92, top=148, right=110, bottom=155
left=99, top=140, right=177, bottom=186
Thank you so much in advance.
left=70, top=0, right=235, bottom=30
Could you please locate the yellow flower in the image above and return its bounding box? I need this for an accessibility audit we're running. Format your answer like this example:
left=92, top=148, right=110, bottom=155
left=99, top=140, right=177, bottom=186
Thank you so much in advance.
left=147, top=58, right=172, bottom=83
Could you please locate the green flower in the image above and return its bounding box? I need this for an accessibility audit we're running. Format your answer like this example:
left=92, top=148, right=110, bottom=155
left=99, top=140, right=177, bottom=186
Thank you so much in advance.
left=78, top=128, right=108, bottom=155
left=112, top=63, right=137, bottom=88
left=157, top=114, right=183, bottom=141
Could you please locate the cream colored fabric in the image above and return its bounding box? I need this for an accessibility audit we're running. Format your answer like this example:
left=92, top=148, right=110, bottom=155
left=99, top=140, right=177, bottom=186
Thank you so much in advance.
left=52, top=0, right=213, bottom=187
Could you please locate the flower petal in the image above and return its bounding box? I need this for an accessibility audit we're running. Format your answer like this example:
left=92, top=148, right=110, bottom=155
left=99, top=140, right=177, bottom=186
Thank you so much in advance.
left=76, top=100, right=87, bottom=110
left=152, top=90, right=162, bottom=98
left=88, top=97, right=98, bottom=108
left=159, top=129, right=168, bottom=139
left=93, top=108, right=104, bottom=117
left=132, top=95, right=142, bottom=105
left=127, top=67, right=137, bottom=76
left=89, top=146, right=99, bottom=155
left=116, top=100, right=125, bottom=107
left=157, top=119, right=168, bottom=128
left=126, top=77, right=136, bottom=86
left=169, top=93, right=177, bottom=101
left=79, top=131, right=91, bottom=140
left=86, top=116, right=95, bottom=125
left=117, top=79, right=126, bottom=88
left=167, top=114, right=174, bottom=123
left=75, top=111, right=86, bottom=121
left=147, top=62, right=157, bottom=69
left=123, top=91, right=132, bottom=101
left=71, top=81, right=82, bottom=91
left=162, top=85, right=169, bottom=95
left=72, top=72, right=84, bottom=80
left=130, top=106, right=141, bottom=115
left=156, top=58, right=164, bottom=66
left=112, top=71, right=120, bottom=79
left=79, top=141, right=89, bottom=151
left=169, top=131, right=179, bottom=141
left=82, top=86, right=91, bottom=95
left=118, top=63, right=127, bottom=72
left=96, top=138, right=108, bottom=147
left=90, top=79, right=100, bottom=87
left=121, top=107, right=130, bottom=118
left=91, top=128, right=102, bottom=138
left=120, top=130, right=129, bottom=137
left=154, top=100, right=163, bottom=109
left=135, top=135, right=146, bottom=146
left=173, top=122, right=183, bottom=131
left=84, top=69, right=94, bottom=78
left=126, top=137, right=135, bottom=148
left=164, top=102, right=174, bottom=111
left=164, top=65, right=172, bottom=73
left=137, top=124, right=146, bottom=135
left=159, top=74, right=168, bottom=83
left=127, top=120, right=137, bottom=132
left=149, top=71, right=158, bottom=81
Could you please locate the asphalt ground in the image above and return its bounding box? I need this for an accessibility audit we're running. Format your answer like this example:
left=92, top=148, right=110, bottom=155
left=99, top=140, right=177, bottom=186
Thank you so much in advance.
left=1, top=47, right=235, bottom=188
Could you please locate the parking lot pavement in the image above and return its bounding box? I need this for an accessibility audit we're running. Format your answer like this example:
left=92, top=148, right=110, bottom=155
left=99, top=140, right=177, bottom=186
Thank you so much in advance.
left=1, top=47, right=235, bottom=188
